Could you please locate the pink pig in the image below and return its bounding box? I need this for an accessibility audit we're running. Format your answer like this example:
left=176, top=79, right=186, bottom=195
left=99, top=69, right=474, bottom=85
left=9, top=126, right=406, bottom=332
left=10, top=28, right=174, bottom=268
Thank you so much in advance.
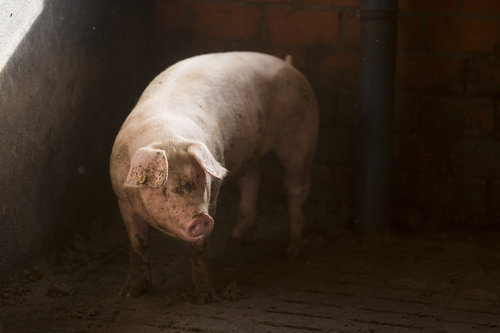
left=110, top=52, right=318, bottom=299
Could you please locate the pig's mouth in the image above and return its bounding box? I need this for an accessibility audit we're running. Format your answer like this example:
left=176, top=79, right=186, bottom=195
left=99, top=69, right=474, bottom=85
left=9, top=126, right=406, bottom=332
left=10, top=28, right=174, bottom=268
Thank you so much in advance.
left=150, top=221, right=202, bottom=242
left=178, top=229, right=207, bottom=243
left=153, top=220, right=210, bottom=243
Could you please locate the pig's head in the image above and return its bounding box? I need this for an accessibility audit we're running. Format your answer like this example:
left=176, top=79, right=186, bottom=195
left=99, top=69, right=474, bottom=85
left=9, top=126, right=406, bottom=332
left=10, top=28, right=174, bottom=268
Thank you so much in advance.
left=123, top=140, right=227, bottom=243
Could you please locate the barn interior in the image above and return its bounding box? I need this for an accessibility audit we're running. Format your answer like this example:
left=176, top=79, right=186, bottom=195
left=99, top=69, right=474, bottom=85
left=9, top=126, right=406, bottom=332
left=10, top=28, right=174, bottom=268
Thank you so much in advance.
left=1, top=0, right=500, bottom=332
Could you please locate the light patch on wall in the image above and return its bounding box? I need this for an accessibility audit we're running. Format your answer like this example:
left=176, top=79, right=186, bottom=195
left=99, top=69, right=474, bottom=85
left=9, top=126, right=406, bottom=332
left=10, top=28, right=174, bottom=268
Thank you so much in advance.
left=0, top=0, right=44, bottom=73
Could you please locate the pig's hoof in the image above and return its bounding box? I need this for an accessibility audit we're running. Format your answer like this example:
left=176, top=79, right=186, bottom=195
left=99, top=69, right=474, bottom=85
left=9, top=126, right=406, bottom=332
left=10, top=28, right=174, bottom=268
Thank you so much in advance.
left=119, top=282, right=149, bottom=297
left=228, top=230, right=254, bottom=246
left=194, top=288, right=219, bottom=304
left=227, top=235, right=244, bottom=247
left=119, top=287, right=142, bottom=297
left=229, top=223, right=256, bottom=246
left=287, top=238, right=308, bottom=261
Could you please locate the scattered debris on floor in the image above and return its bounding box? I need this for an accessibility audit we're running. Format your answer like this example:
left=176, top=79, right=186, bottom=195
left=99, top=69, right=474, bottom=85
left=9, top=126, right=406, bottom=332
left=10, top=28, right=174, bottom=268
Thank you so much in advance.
left=1, top=193, right=500, bottom=332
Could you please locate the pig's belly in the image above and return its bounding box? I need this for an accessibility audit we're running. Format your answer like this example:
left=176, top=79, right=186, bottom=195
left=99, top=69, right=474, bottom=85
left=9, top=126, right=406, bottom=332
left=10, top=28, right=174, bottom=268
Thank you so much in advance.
left=220, top=116, right=266, bottom=176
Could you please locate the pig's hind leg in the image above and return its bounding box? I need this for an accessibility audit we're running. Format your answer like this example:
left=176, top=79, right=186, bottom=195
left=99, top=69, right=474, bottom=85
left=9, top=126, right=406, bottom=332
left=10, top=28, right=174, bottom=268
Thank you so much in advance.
left=118, top=199, right=151, bottom=297
left=230, top=167, right=261, bottom=243
left=283, top=160, right=312, bottom=258
left=275, top=132, right=316, bottom=258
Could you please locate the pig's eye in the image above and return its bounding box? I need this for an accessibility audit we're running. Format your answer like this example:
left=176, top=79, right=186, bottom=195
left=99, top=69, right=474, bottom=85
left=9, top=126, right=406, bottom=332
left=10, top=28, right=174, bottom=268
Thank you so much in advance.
left=191, top=161, right=206, bottom=187
left=194, top=172, right=204, bottom=186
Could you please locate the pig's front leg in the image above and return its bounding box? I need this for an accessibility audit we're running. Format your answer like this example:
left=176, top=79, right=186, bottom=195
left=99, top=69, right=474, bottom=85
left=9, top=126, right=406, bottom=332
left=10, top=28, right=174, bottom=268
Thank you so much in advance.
left=189, top=180, right=219, bottom=302
left=190, top=239, right=215, bottom=302
left=118, top=200, right=151, bottom=297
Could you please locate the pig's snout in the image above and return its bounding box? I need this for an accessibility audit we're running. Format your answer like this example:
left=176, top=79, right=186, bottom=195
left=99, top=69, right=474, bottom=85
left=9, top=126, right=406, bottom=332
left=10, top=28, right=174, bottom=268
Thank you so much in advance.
left=186, top=212, right=214, bottom=238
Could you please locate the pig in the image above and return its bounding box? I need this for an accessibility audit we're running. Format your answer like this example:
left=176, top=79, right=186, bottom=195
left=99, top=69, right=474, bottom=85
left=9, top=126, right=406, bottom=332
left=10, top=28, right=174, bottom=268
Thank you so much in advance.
left=110, top=52, right=318, bottom=299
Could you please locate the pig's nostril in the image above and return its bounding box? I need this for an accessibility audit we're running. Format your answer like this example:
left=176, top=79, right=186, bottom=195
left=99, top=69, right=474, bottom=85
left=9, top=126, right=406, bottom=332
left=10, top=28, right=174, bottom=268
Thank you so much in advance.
left=186, top=213, right=214, bottom=238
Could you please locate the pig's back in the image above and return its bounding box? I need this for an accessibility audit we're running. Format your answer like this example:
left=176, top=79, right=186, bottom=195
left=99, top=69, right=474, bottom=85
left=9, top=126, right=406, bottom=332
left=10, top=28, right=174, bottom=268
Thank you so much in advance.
left=116, top=52, right=317, bottom=176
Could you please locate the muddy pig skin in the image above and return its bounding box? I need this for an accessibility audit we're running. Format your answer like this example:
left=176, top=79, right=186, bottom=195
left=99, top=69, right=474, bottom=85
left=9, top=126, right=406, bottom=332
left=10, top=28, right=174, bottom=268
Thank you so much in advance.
left=110, top=52, right=318, bottom=299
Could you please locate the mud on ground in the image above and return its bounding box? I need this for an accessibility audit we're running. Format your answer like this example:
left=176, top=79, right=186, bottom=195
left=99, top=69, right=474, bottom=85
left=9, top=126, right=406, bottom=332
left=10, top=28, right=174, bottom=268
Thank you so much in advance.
left=1, top=185, right=500, bottom=332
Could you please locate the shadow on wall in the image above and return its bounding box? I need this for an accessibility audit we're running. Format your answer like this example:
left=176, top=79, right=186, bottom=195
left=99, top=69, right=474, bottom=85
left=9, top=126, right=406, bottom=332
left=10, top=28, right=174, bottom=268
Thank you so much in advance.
left=0, top=0, right=157, bottom=280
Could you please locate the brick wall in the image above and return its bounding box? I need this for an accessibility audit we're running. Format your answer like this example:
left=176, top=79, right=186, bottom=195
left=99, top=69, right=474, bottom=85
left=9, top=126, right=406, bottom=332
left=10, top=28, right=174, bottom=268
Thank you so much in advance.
left=153, top=0, right=500, bottom=230
left=394, top=0, right=500, bottom=229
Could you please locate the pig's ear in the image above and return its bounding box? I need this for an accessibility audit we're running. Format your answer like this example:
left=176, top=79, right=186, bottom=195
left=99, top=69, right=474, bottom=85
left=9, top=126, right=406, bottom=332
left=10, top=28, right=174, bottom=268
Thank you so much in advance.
left=187, top=142, right=227, bottom=179
left=124, top=147, right=168, bottom=188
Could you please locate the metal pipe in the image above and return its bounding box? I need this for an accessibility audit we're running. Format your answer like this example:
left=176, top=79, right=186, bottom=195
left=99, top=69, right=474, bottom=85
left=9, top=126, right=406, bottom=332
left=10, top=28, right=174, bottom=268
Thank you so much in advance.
left=359, top=0, right=398, bottom=231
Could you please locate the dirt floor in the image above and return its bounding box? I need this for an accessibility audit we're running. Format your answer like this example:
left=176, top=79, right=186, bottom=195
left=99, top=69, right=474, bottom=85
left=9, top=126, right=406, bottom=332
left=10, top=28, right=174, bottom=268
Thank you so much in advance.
left=1, top=184, right=500, bottom=333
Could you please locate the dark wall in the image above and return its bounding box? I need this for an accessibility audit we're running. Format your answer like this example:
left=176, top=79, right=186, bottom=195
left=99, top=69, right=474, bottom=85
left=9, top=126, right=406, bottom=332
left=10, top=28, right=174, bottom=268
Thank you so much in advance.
left=394, top=0, right=500, bottom=230
left=0, top=0, right=156, bottom=279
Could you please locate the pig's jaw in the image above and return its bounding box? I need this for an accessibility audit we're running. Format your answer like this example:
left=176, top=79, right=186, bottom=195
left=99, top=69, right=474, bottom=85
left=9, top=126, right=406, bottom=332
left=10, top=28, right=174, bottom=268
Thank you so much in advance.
left=148, top=220, right=202, bottom=242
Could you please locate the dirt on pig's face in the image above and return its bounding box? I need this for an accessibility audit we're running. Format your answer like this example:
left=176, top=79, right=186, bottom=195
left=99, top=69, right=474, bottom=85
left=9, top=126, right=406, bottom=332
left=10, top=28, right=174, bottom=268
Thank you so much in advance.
left=138, top=152, right=212, bottom=242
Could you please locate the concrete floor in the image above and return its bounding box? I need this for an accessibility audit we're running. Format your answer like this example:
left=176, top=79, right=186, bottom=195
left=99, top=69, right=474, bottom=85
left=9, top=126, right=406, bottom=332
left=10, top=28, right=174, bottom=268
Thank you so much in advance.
left=1, top=186, right=500, bottom=332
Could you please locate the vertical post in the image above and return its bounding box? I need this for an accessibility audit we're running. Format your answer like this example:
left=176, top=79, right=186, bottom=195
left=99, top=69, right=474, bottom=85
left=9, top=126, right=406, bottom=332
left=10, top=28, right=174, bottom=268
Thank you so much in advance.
left=359, top=0, right=398, bottom=231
